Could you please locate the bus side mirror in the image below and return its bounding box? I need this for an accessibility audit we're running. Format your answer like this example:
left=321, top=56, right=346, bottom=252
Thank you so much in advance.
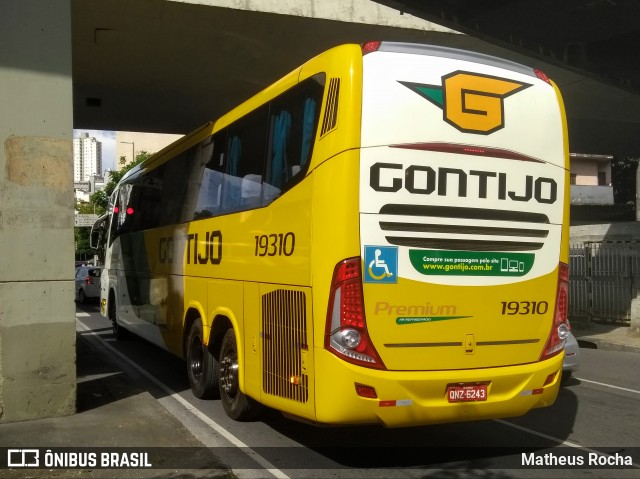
left=89, top=228, right=101, bottom=250
left=90, top=214, right=108, bottom=250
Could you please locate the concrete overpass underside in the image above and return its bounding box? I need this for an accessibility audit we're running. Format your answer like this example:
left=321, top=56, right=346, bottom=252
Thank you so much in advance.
left=73, top=0, right=640, bottom=157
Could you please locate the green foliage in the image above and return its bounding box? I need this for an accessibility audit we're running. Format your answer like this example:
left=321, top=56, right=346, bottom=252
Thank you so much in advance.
left=611, top=157, right=640, bottom=204
left=74, top=199, right=96, bottom=257
left=90, top=151, right=151, bottom=210
left=77, top=151, right=153, bottom=258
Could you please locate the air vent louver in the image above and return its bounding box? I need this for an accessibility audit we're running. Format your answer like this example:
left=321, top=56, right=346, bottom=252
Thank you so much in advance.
left=262, top=289, right=309, bottom=403
left=320, top=78, right=340, bottom=136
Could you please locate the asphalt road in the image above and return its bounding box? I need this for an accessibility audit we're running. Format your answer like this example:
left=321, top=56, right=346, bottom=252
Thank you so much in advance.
left=75, top=302, right=640, bottom=479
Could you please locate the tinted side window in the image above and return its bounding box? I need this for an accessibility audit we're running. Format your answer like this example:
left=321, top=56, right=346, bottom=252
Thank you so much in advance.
left=109, top=149, right=196, bottom=237
left=264, top=74, right=325, bottom=202
left=191, top=75, right=325, bottom=220
left=109, top=183, right=133, bottom=241
left=193, top=132, right=227, bottom=219
left=222, top=106, right=269, bottom=213
left=153, top=152, right=194, bottom=227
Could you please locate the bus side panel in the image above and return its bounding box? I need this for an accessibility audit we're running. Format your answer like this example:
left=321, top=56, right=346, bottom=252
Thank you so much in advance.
left=243, top=281, right=261, bottom=400
left=300, top=44, right=363, bottom=173
left=184, top=182, right=313, bottom=286
left=309, top=149, right=362, bottom=346
left=189, top=172, right=315, bottom=403
left=206, top=279, right=244, bottom=379
left=553, top=80, right=571, bottom=265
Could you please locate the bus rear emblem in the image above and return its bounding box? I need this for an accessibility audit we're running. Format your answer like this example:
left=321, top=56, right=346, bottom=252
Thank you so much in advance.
left=399, top=72, right=531, bottom=134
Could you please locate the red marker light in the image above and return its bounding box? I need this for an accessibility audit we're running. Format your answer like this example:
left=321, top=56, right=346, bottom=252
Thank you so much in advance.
left=361, top=41, right=381, bottom=55
left=113, top=206, right=119, bottom=213
left=126, top=207, right=134, bottom=215
left=534, top=69, right=551, bottom=85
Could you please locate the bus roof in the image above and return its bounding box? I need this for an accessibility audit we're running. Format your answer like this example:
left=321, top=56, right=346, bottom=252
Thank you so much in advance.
left=376, top=42, right=536, bottom=78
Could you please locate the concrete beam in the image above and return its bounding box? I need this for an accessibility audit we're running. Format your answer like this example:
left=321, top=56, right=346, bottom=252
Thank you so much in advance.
left=174, top=0, right=457, bottom=31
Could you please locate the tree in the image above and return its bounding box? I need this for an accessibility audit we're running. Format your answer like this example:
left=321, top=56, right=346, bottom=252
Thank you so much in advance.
left=77, top=151, right=153, bottom=260
left=90, top=151, right=151, bottom=210
left=74, top=199, right=96, bottom=260
left=611, top=157, right=640, bottom=204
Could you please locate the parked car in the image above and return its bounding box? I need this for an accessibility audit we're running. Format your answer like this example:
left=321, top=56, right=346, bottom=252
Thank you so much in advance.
left=562, top=322, right=580, bottom=383
left=75, top=266, right=101, bottom=303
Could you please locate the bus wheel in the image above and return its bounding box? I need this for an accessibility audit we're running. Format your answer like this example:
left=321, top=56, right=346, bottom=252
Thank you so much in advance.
left=219, top=328, right=263, bottom=421
left=109, top=299, right=127, bottom=340
left=186, top=320, right=219, bottom=399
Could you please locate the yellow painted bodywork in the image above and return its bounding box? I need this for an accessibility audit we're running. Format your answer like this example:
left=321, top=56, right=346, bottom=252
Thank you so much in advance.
left=107, top=43, right=570, bottom=427
left=312, top=348, right=562, bottom=427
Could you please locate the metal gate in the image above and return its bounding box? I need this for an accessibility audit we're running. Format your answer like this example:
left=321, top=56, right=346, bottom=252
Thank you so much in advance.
left=569, top=241, right=640, bottom=323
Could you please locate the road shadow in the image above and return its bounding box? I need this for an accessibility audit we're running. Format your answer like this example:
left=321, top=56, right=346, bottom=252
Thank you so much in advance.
left=75, top=330, right=147, bottom=412
left=74, top=306, right=583, bottom=473
left=256, top=385, right=580, bottom=472
left=75, top=305, right=190, bottom=413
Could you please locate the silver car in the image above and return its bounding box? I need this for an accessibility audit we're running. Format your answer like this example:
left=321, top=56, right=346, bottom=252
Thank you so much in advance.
left=75, top=266, right=101, bottom=303
left=562, top=322, right=580, bottom=383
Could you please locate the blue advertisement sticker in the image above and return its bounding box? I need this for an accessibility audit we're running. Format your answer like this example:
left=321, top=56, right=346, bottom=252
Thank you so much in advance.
left=364, top=246, right=398, bottom=284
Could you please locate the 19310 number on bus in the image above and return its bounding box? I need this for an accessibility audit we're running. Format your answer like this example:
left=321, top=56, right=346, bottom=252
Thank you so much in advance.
left=255, top=233, right=295, bottom=257
left=501, top=301, right=549, bottom=315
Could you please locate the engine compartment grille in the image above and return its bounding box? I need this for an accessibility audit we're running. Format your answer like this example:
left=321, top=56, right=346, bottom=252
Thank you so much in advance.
left=262, top=289, right=309, bottom=403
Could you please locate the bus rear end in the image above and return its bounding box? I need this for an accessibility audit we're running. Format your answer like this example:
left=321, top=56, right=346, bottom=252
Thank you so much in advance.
left=316, top=42, right=569, bottom=427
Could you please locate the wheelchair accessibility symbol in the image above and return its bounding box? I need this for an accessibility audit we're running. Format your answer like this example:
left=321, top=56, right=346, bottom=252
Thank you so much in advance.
left=364, top=246, right=398, bottom=283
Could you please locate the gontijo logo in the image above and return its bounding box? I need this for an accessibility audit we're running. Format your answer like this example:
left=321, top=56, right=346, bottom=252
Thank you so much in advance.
left=399, top=71, right=531, bottom=134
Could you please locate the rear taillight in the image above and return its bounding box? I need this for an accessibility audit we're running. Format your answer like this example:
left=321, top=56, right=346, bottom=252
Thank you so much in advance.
left=84, top=276, right=93, bottom=285
left=539, top=262, right=569, bottom=361
left=325, top=258, right=385, bottom=369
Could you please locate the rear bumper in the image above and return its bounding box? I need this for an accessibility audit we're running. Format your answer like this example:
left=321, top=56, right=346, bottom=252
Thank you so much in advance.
left=313, top=348, right=563, bottom=427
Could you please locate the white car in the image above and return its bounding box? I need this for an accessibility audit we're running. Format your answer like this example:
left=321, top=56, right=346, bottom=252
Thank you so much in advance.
left=562, top=323, right=580, bottom=383
left=75, top=266, right=101, bottom=303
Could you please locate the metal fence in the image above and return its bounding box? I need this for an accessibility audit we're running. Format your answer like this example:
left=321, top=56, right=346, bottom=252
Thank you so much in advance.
left=569, top=241, right=640, bottom=323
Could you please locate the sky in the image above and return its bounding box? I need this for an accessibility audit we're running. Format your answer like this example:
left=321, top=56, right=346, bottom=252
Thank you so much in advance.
left=74, top=129, right=116, bottom=174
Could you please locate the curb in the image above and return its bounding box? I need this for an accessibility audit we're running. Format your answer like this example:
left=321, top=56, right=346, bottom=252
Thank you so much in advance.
left=575, top=335, right=640, bottom=354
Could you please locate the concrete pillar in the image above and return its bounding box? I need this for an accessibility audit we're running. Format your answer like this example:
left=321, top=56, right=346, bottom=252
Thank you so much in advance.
left=630, top=298, right=640, bottom=336
left=0, top=0, right=76, bottom=421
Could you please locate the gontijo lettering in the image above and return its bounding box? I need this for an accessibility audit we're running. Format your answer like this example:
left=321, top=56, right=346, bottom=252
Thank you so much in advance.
left=158, top=232, right=223, bottom=265
left=186, top=231, right=222, bottom=265
left=370, top=163, right=557, bottom=204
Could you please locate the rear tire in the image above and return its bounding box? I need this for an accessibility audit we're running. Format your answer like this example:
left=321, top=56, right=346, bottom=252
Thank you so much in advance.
left=78, top=289, right=86, bottom=304
left=186, top=320, right=219, bottom=399
left=109, top=296, right=127, bottom=340
left=218, top=328, right=263, bottom=421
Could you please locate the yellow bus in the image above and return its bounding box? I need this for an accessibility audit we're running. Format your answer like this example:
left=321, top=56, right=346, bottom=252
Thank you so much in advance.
left=96, top=41, right=570, bottom=427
